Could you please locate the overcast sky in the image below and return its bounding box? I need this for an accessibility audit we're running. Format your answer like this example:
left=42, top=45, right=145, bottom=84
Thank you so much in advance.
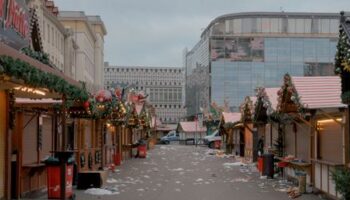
left=54, top=0, right=349, bottom=67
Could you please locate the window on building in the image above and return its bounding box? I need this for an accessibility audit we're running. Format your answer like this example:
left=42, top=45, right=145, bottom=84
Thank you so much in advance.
left=51, top=27, right=54, bottom=45
left=43, top=20, right=45, bottom=40
left=233, top=19, right=242, bottom=34
left=47, top=24, right=50, bottom=42
left=319, top=19, right=330, bottom=33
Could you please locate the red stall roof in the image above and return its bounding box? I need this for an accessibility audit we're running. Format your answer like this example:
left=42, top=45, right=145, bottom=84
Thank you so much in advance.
left=292, top=76, right=346, bottom=109
left=178, top=122, right=207, bottom=133
left=222, top=112, right=241, bottom=124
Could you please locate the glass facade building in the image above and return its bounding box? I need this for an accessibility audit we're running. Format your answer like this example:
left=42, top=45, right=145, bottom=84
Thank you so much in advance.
left=185, top=12, right=339, bottom=115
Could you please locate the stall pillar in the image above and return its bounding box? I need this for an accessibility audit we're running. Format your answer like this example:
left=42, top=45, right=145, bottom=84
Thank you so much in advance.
left=345, top=107, right=350, bottom=165
left=5, top=90, right=14, bottom=200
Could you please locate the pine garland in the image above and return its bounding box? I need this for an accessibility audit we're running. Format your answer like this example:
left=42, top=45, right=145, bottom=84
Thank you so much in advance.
left=21, top=47, right=54, bottom=68
left=253, top=87, right=273, bottom=124
left=0, top=56, right=89, bottom=101
left=276, top=74, right=304, bottom=114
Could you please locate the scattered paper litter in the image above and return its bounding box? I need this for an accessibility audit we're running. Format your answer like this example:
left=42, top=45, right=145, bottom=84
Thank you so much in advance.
left=84, top=188, right=119, bottom=195
left=196, top=178, right=203, bottom=182
left=172, top=168, right=184, bottom=171
left=107, top=178, right=118, bottom=183
left=144, top=175, right=150, bottom=179
left=137, top=188, right=145, bottom=192
left=223, top=162, right=246, bottom=168
left=231, top=178, right=249, bottom=183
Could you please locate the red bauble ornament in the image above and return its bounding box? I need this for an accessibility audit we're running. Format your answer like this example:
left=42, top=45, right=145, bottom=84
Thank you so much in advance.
left=83, top=101, right=90, bottom=108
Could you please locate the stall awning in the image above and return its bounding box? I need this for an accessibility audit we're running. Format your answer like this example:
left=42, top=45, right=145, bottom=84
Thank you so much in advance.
left=292, top=76, right=347, bottom=109
left=222, top=112, right=241, bottom=124
left=178, top=121, right=207, bottom=133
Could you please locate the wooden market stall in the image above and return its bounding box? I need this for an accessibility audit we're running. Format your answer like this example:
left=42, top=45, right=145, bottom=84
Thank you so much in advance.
left=0, top=42, right=88, bottom=198
left=177, top=122, right=207, bottom=144
left=275, top=74, right=348, bottom=198
left=219, top=112, right=242, bottom=155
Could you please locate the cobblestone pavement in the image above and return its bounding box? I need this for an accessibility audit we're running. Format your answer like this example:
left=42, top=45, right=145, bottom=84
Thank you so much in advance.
left=71, top=144, right=323, bottom=200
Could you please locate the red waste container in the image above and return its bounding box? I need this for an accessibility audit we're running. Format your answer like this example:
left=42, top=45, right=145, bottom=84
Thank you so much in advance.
left=214, top=140, right=221, bottom=149
left=257, top=157, right=263, bottom=173
left=114, top=152, right=121, bottom=166
left=138, top=144, right=147, bottom=158
left=47, top=164, right=73, bottom=199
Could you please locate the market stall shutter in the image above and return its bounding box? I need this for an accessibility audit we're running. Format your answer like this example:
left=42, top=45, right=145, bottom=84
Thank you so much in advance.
left=296, top=124, right=310, bottom=162
left=319, top=122, right=343, bottom=163
left=284, top=124, right=296, bottom=157
left=41, top=116, right=52, bottom=160
left=23, top=114, right=38, bottom=165
left=84, top=120, right=92, bottom=148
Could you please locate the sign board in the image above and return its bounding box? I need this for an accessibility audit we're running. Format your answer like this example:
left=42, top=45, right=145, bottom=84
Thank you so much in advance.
left=0, top=0, right=30, bottom=50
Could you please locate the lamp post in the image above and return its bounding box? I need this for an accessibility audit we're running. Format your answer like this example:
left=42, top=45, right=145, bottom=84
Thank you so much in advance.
left=195, top=116, right=198, bottom=147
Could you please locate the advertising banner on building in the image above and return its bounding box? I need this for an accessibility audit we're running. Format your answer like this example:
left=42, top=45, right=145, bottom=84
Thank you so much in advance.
left=0, top=0, right=30, bottom=50
left=211, top=37, right=264, bottom=62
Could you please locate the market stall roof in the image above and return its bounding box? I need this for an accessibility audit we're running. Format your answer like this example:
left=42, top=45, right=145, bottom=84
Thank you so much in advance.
left=292, top=76, right=347, bottom=109
left=156, top=124, right=177, bottom=132
left=0, top=43, right=80, bottom=87
left=177, top=121, right=207, bottom=133
left=222, top=112, right=241, bottom=124
left=0, top=42, right=86, bottom=99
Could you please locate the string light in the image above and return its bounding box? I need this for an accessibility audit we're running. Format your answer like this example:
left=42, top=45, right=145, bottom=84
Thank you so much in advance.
left=14, top=86, right=46, bottom=96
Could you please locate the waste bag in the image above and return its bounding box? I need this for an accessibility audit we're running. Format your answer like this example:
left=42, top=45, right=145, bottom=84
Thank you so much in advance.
left=262, top=153, right=274, bottom=178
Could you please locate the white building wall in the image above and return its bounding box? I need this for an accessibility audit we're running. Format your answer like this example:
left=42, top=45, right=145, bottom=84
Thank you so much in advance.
left=29, top=0, right=65, bottom=71
left=104, top=65, right=186, bottom=123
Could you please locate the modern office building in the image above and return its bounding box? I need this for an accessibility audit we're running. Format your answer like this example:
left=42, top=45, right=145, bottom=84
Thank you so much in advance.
left=185, top=12, right=340, bottom=116
left=104, top=63, right=186, bottom=123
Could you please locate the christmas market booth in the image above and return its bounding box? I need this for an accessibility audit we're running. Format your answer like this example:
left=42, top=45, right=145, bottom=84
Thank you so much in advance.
left=0, top=43, right=89, bottom=198
left=177, top=121, right=207, bottom=145
left=275, top=74, right=348, bottom=198
left=239, top=96, right=258, bottom=162
left=219, top=112, right=242, bottom=155
left=69, top=89, right=117, bottom=174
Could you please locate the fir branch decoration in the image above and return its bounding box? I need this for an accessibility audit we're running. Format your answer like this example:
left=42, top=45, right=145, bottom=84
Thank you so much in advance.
left=335, top=20, right=350, bottom=104
left=331, top=167, right=350, bottom=200
left=21, top=47, right=54, bottom=68
left=240, top=96, right=254, bottom=123
left=276, top=74, right=305, bottom=114
left=0, top=56, right=89, bottom=101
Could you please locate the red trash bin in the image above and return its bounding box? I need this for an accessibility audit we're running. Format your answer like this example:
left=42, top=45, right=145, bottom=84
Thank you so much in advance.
left=214, top=140, right=221, bottom=149
left=257, top=157, right=263, bottom=173
left=138, top=144, right=147, bottom=158
left=114, top=152, right=121, bottom=166
left=47, top=164, right=73, bottom=199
